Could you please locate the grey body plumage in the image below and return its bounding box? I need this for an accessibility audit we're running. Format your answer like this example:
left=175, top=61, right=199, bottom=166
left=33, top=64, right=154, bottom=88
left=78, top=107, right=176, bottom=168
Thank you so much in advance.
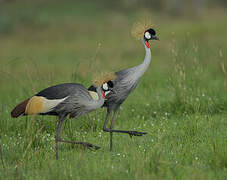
left=55, top=85, right=105, bottom=118
left=38, top=83, right=105, bottom=118
left=89, top=28, right=159, bottom=151
left=43, top=83, right=111, bottom=159
left=11, top=82, right=114, bottom=159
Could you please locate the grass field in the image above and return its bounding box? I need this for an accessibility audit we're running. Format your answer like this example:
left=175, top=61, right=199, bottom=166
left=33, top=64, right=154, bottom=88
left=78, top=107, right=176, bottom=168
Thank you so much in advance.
left=0, top=1, right=226, bottom=179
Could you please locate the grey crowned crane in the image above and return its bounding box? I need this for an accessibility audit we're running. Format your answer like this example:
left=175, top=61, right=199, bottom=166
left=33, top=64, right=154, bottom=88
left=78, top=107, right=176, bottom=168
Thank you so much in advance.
left=89, top=25, right=159, bottom=151
left=11, top=74, right=116, bottom=159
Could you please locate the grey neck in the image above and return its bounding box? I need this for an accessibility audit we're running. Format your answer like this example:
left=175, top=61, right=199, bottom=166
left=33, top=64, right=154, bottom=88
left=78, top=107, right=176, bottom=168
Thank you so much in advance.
left=88, top=86, right=105, bottom=110
left=135, top=38, right=151, bottom=78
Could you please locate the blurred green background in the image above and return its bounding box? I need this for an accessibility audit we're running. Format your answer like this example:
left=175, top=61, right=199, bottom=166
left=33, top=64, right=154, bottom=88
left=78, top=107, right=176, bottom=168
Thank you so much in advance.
left=0, top=0, right=226, bottom=179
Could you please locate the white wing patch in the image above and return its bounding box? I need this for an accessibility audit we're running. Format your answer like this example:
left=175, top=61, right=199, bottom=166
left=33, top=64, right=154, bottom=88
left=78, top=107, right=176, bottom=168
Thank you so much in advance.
left=25, top=96, right=68, bottom=115
left=42, top=97, right=68, bottom=113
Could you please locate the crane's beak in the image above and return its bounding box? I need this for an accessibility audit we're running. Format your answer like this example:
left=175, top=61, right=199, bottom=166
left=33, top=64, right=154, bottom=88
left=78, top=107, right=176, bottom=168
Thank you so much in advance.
left=152, top=35, right=159, bottom=40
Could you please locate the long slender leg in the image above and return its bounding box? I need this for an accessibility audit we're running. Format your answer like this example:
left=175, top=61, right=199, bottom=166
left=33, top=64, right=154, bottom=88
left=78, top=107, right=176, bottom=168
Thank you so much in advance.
left=109, top=109, right=146, bottom=151
left=103, top=110, right=147, bottom=136
left=55, top=115, right=100, bottom=159
left=103, top=110, right=116, bottom=151
left=55, top=115, right=66, bottom=160
left=103, top=108, right=147, bottom=151
left=103, top=110, right=112, bottom=133
left=57, top=139, right=100, bottom=150
left=109, top=110, right=118, bottom=151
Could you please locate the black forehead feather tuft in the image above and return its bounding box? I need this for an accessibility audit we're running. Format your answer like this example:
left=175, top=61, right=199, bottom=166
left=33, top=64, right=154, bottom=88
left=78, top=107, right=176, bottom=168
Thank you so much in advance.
left=107, top=81, right=114, bottom=88
left=146, top=28, right=156, bottom=35
left=88, top=85, right=97, bottom=92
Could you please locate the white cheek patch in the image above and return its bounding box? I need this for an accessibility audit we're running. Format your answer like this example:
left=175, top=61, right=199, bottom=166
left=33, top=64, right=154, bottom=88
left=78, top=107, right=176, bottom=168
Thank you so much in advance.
left=145, top=32, right=151, bottom=39
left=102, top=83, right=108, bottom=91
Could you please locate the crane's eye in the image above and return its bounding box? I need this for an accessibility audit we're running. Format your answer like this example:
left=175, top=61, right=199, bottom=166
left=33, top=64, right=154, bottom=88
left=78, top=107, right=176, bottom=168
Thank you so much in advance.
left=144, top=31, right=151, bottom=40
left=102, top=83, right=108, bottom=91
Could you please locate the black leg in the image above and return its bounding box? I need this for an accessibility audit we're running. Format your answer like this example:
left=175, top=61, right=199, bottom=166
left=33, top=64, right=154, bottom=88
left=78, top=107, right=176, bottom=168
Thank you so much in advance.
left=109, top=110, right=118, bottom=151
left=103, top=110, right=114, bottom=151
left=103, top=109, right=147, bottom=151
left=55, top=116, right=66, bottom=160
left=105, top=128, right=148, bottom=137
left=55, top=115, right=100, bottom=160
left=103, top=110, right=112, bottom=133
left=57, top=139, right=100, bottom=150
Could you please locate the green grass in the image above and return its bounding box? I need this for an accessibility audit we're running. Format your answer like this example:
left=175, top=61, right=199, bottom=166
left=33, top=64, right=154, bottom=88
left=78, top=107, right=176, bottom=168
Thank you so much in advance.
left=0, top=1, right=226, bottom=179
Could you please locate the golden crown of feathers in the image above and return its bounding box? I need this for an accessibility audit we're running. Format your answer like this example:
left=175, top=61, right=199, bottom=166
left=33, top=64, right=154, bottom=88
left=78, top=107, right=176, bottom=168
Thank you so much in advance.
left=93, top=72, right=116, bottom=87
left=131, top=21, right=154, bottom=40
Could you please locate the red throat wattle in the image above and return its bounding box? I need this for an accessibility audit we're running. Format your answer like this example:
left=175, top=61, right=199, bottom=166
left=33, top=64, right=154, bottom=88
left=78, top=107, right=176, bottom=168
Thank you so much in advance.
left=102, top=91, right=106, bottom=99
left=145, top=41, right=150, bottom=48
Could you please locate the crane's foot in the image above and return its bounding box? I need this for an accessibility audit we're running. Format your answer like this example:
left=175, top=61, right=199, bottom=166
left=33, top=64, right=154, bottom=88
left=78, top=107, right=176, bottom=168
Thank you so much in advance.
left=128, top=131, right=147, bottom=138
left=80, top=142, right=101, bottom=151
left=57, top=138, right=101, bottom=151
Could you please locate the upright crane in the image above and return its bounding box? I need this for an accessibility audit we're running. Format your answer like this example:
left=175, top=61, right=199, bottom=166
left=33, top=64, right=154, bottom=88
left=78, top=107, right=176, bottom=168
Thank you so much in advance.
left=11, top=74, right=115, bottom=159
left=89, top=27, right=159, bottom=151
